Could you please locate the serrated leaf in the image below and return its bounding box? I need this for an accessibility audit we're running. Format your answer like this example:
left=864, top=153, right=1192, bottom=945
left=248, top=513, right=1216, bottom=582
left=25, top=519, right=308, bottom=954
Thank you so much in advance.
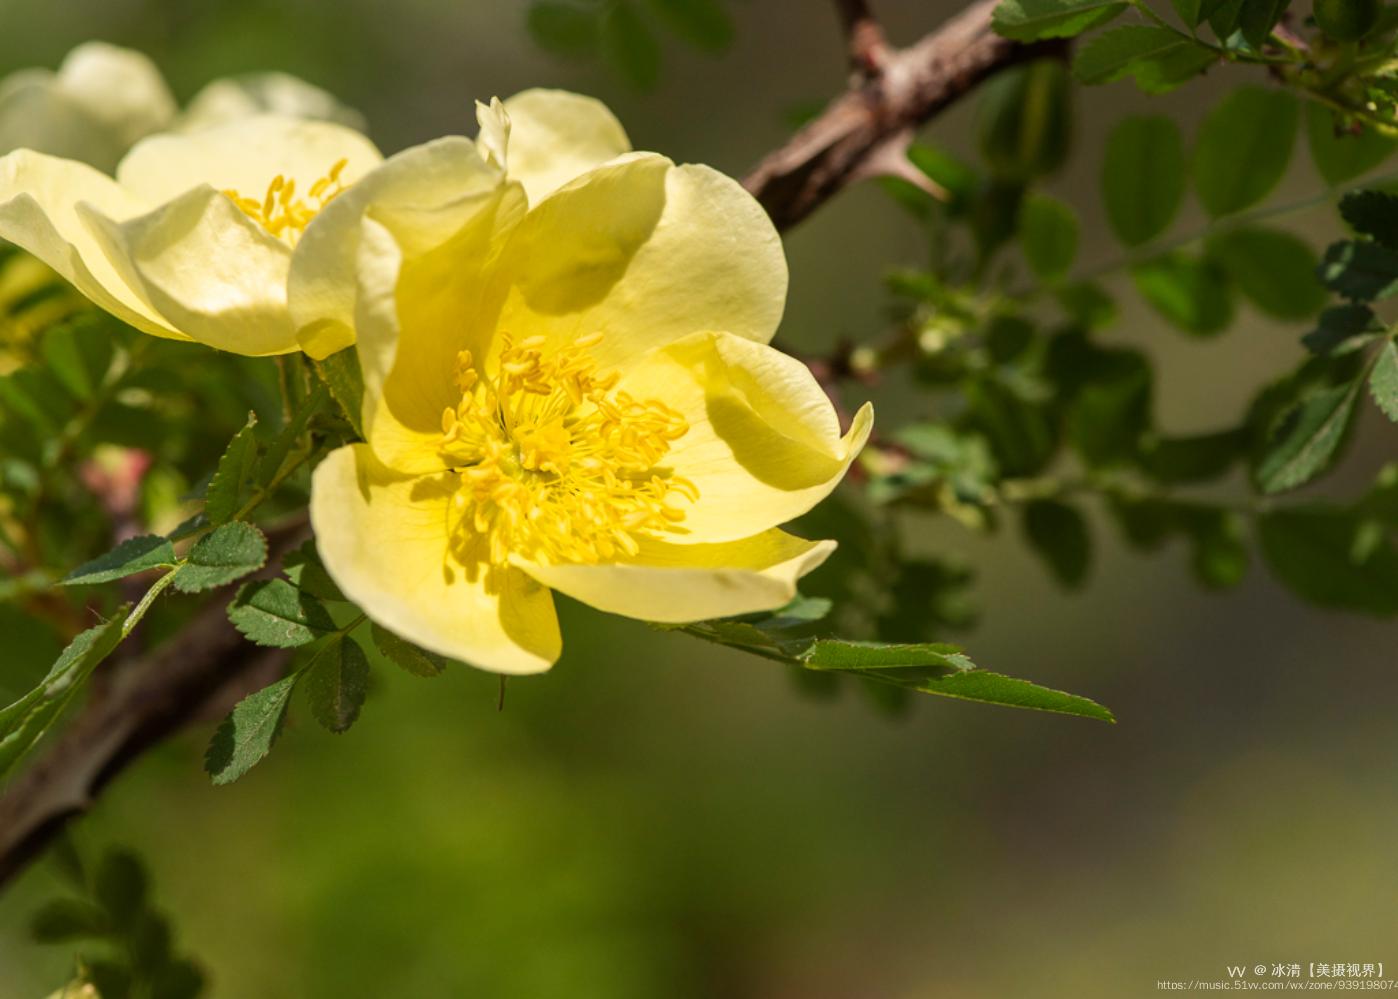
left=1318, top=239, right=1398, bottom=301
left=305, top=636, right=370, bottom=733
left=602, top=1, right=661, bottom=89
left=1256, top=381, right=1359, bottom=493
left=1072, top=26, right=1215, bottom=92
left=283, top=540, right=346, bottom=603
left=1103, top=114, right=1185, bottom=246
left=205, top=413, right=259, bottom=527
left=1339, top=189, right=1398, bottom=248
left=313, top=349, right=364, bottom=438
left=227, top=578, right=335, bottom=648
left=370, top=623, right=446, bottom=678
left=1259, top=506, right=1398, bottom=614
left=991, top=0, right=1128, bottom=40
left=1194, top=87, right=1298, bottom=217
left=1023, top=499, right=1091, bottom=587
left=525, top=1, right=599, bottom=57
left=1206, top=226, right=1327, bottom=319
left=204, top=674, right=298, bottom=785
left=1303, top=304, right=1382, bottom=356
left=62, top=535, right=175, bottom=586
left=645, top=0, right=733, bottom=51
left=1370, top=340, right=1398, bottom=421
left=1019, top=194, right=1078, bottom=281
left=874, top=669, right=1116, bottom=721
left=0, top=612, right=127, bottom=781
left=172, top=521, right=268, bottom=593
left=1306, top=104, right=1397, bottom=185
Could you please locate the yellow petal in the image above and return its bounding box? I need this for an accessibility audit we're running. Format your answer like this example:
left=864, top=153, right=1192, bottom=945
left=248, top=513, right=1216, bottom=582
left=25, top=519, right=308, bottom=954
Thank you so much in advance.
left=178, top=72, right=366, bottom=133
left=311, top=444, right=561, bottom=674
left=352, top=185, right=527, bottom=473
left=0, top=74, right=125, bottom=172
left=52, top=42, right=177, bottom=152
left=494, top=154, right=786, bottom=370
left=288, top=136, right=501, bottom=359
left=116, top=113, right=381, bottom=205
left=518, top=529, right=834, bottom=623
left=0, top=149, right=181, bottom=339
left=492, top=89, right=631, bottom=203
left=80, top=186, right=299, bottom=356
left=618, top=331, right=873, bottom=543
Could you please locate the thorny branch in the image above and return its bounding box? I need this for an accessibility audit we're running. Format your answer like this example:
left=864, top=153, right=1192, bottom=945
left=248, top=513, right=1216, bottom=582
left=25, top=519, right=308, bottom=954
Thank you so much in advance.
left=0, top=0, right=1045, bottom=889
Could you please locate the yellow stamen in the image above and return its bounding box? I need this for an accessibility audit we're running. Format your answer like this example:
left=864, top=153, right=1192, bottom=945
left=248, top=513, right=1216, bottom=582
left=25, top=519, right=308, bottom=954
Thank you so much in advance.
left=222, top=158, right=350, bottom=245
left=438, top=333, right=697, bottom=568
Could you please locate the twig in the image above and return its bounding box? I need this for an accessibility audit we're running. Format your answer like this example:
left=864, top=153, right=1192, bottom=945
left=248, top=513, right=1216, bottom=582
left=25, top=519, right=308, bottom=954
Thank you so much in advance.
left=744, top=0, right=1061, bottom=231
left=0, top=520, right=308, bottom=889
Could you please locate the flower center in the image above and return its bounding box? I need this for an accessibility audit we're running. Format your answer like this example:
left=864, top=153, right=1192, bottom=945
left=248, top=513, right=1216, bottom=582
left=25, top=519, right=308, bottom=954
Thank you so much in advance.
left=222, top=158, right=349, bottom=244
left=439, top=332, right=697, bottom=568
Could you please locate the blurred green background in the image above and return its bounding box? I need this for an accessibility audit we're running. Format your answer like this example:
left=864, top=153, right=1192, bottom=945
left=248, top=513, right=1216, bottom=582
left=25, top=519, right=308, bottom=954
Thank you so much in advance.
left=2, top=1, right=1397, bottom=996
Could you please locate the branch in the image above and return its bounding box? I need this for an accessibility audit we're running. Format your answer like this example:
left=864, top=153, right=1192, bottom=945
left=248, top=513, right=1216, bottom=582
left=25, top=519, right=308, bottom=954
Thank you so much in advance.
left=833, top=0, right=890, bottom=76
left=744, top=0, right=1059, bottom=231
left=0, top=522, right=306, bottom=889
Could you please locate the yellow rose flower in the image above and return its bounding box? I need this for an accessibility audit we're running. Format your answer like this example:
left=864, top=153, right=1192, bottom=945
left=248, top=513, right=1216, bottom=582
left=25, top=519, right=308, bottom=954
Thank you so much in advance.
left=308, top=92, right=873, bottom=675
left=0, top=42, right=176, bottom=173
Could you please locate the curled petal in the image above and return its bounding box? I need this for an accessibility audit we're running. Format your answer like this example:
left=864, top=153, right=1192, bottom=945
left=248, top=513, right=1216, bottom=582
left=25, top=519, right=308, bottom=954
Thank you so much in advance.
left=311, top=444, right=561, bottom=675
left=617, top=331, right=873, bottom=544
left=491, top=89, right=631, bottom=203
left=517, top=530, right=835, bottom=623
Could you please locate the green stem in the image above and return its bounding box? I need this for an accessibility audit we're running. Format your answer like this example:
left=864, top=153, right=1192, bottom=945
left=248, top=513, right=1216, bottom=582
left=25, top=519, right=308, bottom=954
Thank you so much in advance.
left=122, top=566, right=179, bottom=639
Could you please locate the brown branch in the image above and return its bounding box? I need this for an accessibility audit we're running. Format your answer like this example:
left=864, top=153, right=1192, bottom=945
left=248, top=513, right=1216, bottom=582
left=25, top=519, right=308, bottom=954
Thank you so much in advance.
left=745, top=0, right=1059, bottom=232
left=833, top=0, right=890, bottom=76
left=0, top=522, right=306, bottom=889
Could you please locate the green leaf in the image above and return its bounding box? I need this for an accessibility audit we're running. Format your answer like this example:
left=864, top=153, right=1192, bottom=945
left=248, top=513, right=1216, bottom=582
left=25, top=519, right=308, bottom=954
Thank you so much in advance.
left=204, top=674, right=298, bottom=785
left=645, top=0, right=733, bottom=51
left=283, top=540, right=346, bottom=603
left=1259, top=506, right=1398, bottom=614
left=1019, top=194, right=1078, bottom=281
left=1256, top=381, right=1359, bottom=493
left=151, top=959, right=205, bottom=999
left=172, top=521, right=268, bottom=594
left=62, top=535, right=175, bottom=586
left=1183, top=507, right=1249, bottom=588
left=978, top=60, right=1071, bottom=180
left=801, top=640, right=974, bottom=671
left=1142, top=428, right=1248, bottom=483
left=1023, top=499, right=1091, bottom=587
left=1318, top=239, right=1398, bottom=301
left=40, top=323, right=110, bottom=401
left=305, top=636, right=371, bottom=733
left=1306, top=103, right=1397, bottom=185
left=876, top=669, right=1117, bottom=722
left=1206, top=226, right=1327, bottom=319
left=525, top=1, right=599, bottom=57
left=1208, top=0, right=1245, bottom=38
left=1055, top=280, right=1117, bottom=328
left=1072, top=26, right=1215, bottom=92
left=1370, top=340, right=1398, bottom=421
left=1339, top=189, right=1398, bottom=248
left=1170, top=0, right=1202, bottom=25
left=313, top=348, right=365, bottom=438
left=227, top=578, right=336, bottom=648
left=94, top=848, right=147, bottom=924
left=1132, top=252, right=1234, bottom=335
left=991, top=0, right=1128, bottom=39
left=601, top=1, right=661, bottom=90
left=907, top=144, right=979, bottom=214
left=1103, top=114, right=1186, bottom=246
left=1238, top=0, right=1288, bottom=46
left=29, top=898, right=108, bottom=942
left=370, top=623, right=446, bottom=678
left=204, top=413, right=259, bottom=527
left=0, top=611, right=126, bottom=782
left=1193, top=87, right=1298, bottom=217
left=1303, top=304, right=1383, bottom=355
